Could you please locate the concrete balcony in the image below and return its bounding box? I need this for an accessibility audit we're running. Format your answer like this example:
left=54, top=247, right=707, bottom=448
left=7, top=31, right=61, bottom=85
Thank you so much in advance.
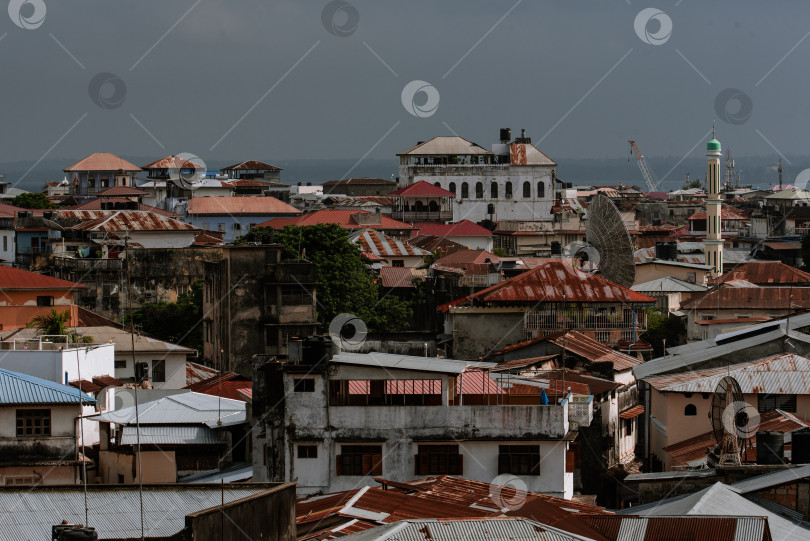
left=53, top=256, right=123, bottom=271
left=391, top=210, right=453, bottom=222
left=296, top=404, right=568, bottom=441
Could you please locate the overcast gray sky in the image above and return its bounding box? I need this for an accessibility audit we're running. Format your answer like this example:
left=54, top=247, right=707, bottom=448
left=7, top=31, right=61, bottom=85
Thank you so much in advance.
left=2, top=0, right=809, bottom=172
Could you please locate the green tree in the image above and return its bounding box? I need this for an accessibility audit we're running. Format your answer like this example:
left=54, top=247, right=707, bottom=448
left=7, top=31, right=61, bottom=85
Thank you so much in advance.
left=233, top=226, right=275, bottom=245
left=682, top=176, right=703, bottom=190
left=28, top=308, right=71, bottom=335
left=125, top=279, right=203, bottom=351
left=273, top=224, right=412, bottom=333
left=13, top=192, right=56, bottom=209
left=640, top=308, right=687, bottom=358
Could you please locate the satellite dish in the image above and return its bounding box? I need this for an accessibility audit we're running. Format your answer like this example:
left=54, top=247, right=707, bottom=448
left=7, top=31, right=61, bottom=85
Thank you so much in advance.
left=710, top=375, right=755, bottom=465
left=584, top=194, right=635, bottom=287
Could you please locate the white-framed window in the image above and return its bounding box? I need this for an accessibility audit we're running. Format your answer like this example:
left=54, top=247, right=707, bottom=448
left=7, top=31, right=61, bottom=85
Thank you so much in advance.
left=218, top=223, right=225, bottom=232
left=233, top=223, right=242, bottom=231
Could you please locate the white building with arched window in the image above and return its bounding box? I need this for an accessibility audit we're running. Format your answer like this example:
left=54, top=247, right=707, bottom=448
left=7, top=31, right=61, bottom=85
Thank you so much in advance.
left=397, top=130, right=558, bottom=224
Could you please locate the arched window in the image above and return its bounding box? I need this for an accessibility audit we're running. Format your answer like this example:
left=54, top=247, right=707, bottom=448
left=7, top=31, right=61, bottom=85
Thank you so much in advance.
left=449, top=182, right=457, bottom=195
left=505, top=182, right=513, bottom=198
left=415, top=200, right=425, bottom=211
left=538, top=181, right=545, bottom=198
left=434, top=182, right=441, bottom=188
left=523, top=181, right=531, bottom=198
left=684, top=404, right=697, bottom=416
left=475, top=182, right=484, bottom=199
left=490, top=182, right=498, bottom=199
left=461, top=182, right=469, bottom=198
left=428, top=200, right=438, bottom=211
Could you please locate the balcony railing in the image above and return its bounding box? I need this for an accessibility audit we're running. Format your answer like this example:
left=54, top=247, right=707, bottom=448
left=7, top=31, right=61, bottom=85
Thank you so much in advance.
left=524, top=308, right=646, bottom=332
left=391, top=210, right=453, bottom=222
left=458, top=273, right=501, bottom=287
left=53, top=257, right=123, bottom=271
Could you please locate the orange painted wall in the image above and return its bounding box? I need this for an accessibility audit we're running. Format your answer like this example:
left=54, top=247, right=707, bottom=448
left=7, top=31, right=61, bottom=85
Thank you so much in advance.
left=0, top=289, right=80, bottom=331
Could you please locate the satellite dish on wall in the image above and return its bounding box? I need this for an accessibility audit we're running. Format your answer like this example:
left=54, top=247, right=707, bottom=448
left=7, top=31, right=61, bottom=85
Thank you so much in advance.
left=710, top=375, right=756, bottom=465
left=584, top=194, right=635, bottom=288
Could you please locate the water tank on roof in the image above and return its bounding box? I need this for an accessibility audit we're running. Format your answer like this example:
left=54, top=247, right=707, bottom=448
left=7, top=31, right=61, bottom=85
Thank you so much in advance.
left=792, top=428, right=810, bottom=464
left=757, top=431, right=785, bottom=465
left=61, top=527, right=98, bottom=541
left=655, top=242, right=678, bottom=261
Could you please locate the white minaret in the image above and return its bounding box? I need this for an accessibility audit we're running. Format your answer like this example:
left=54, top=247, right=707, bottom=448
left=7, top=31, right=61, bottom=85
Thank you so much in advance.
left=705, top=128, right=723, bottom=277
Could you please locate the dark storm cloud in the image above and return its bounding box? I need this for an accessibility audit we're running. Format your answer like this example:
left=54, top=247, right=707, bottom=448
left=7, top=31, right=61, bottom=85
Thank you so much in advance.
left=2, top=0, right=809, bottom=172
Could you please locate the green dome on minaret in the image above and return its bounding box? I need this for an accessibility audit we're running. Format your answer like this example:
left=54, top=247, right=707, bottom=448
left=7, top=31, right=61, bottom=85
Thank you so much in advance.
left=707, top=138, right=721, bottom=151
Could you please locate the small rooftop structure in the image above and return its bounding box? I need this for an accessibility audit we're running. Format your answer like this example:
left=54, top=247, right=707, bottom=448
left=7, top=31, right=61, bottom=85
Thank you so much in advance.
left=186, top=196, right=299, bottom=216
left=63, top=152, right=141, bottom=173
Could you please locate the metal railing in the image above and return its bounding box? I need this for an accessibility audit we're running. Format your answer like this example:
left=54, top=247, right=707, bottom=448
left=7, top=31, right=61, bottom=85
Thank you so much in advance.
left=524, top=308, right=646, bottom=332
left=391, top=210, right=453, bottom=222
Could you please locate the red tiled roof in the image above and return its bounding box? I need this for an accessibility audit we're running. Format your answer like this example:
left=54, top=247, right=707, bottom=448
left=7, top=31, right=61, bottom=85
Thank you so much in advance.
left=380, top=266, right=419, bottom=288
left=686, top=207, right=747, bottom=221
left=709, top=261, right=810, bottom=286
left=193, top=231, right=225, bottom=246
left=69, top=379, right=102, bottom=393
left=187, top=196, right=299, bottom=215
left=433, top=249, right=499, bottom=270
left=220, top=160, right=281, bottom=171
left=0, top=266, right=87, bottom=290
left=619, top=405, right=644, bottom=419
left=64, top=153, right=141, bottom=172
left=92, top=375, right=124, bottom=387
left=407, top=235, right=467, bottom=258
left=94, top=186, right=148, bottom=197
left=140, top=155, right=205, bottom=170
left=73, top=211, right=198, bottom=232
left=186, top=372, right=252, bottom=401
left=441, top=260, right=654, bottom=310
left=66, top=198, right=179, bottom=217
left=258, top=210, right=414, bottom=230
left=413, top=220, right=491, bottom=237
left=390, top=180, right=454, bottom=197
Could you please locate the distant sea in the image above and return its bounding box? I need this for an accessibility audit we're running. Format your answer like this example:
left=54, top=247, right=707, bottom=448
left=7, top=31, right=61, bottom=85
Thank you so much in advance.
left=3, top=155, right=810, bottom=194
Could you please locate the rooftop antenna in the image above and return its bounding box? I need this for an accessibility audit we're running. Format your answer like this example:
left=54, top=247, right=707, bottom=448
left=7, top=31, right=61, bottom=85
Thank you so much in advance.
left=778, top=158, right=783, bottom=191
left=125, top=229, right=145, bottom=541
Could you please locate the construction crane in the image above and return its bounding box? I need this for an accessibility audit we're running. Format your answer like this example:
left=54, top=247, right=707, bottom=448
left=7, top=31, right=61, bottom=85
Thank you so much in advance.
left=628, top=140, right=662, bottom=193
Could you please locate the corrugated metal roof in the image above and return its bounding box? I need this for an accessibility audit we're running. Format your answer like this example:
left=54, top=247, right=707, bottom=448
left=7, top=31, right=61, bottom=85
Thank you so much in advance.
left=687, top=207, right=748, bottom=221
left=350, top=229, right=430, bottom=258
left=187, top=196, right=299, bottom=215
left=64, top=152, right=141, bottom=172
left=578, top=515, right=769, bottom=541
left=73, top=210, right=198, bottom=232
left=330, top=352, right=496, bottom=375
left=90, top=392, right=245, bottom=428
left=186, top=361, right=219, bottom=386
left=631, top=277, right=707, bottom=293
left=179, top=463, right=253, bottom=484
left=339, top=518, right=595, bottom=540
left=709, top=261, right=810, bottom=286
left=0, top=367, right=95, bottom=405
left=66, top=199, right=179, bottom=217
left=397, top=136, right=494, bottom=156
left=0, top=486, right=269, bottom=540
left=379, top=266, right=420, bottom=289
left=732, top=463, right=810, bottom=494
left=615, top=482, right=806, bottom=541
left=120, top=425, right=221, bottom=445
left=644, top=353, right=810, bottom=393
left=442, top=261, right=654, bottom=310
left=390, top=180, right=455, bottom=197
left=94, top=186, right=148, bottom=196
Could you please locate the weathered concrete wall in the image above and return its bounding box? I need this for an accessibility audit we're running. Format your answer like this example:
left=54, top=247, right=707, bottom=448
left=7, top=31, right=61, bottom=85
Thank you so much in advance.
left=449, top=309, right=527, bottom=360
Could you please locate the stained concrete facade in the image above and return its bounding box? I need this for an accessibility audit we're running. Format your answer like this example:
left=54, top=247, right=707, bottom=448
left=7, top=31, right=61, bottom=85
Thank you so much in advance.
left=252, top=357, right=574, bottom=499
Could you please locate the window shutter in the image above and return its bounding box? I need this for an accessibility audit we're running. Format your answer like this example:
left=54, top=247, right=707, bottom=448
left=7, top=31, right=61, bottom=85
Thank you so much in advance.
left=336, top=454, right=343, bottom=476
left=498, top=454, right=509, bottom=475
left=371, top=454, right=383, bottom=476
left=530, top=453, right=541, bottom=476
left=362, top=455, right=372, bottom=476
left=565, top=450, right=575, bottom=473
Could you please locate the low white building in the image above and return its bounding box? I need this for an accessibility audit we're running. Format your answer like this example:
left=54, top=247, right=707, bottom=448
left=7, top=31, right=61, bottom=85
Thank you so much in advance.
left=253, top=351, right=576, bottom=499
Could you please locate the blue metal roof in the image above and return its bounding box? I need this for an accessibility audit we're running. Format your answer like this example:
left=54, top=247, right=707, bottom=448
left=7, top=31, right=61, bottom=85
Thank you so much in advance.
left=0, top=368, right=95, bottom=405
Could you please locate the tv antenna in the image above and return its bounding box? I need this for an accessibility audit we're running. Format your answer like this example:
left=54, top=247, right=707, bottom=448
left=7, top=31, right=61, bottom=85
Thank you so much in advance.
left=583, top=194, right=635, bottom=288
